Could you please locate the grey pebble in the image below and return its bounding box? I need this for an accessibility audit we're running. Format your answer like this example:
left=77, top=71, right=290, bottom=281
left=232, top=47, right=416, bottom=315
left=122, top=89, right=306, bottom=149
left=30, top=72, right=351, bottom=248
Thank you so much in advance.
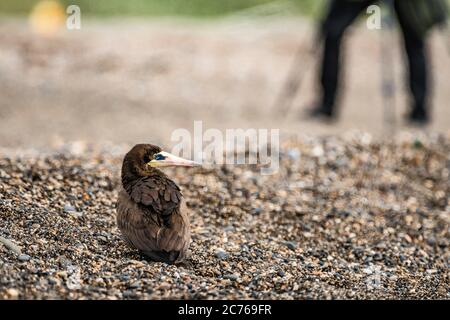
left=64, top=204, right=76, bottom=213
left=18, top=254, right=31, bottom=262
left=128, top=282, right=141, bottom=289
left=252, top=207, right=262, bottom=215
left=223, top=274, right=238, bottom=281
left=284, top=241, right=297, bottom=251
left=122, top=290, right=137, bottom=298
left=215, top=249, right=228, bottom=259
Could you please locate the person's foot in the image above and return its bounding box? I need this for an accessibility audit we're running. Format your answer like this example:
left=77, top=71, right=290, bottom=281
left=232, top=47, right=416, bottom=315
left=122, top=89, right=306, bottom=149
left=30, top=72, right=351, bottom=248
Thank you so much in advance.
left=406, top=109, right=429, bottom=126
left=304, top=106, right=335, bottom=122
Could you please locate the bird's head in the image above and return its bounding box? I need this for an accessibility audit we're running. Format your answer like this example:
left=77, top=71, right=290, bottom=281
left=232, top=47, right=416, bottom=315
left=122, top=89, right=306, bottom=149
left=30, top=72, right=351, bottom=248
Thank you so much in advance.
left=121, top=144, right=200, bottom=181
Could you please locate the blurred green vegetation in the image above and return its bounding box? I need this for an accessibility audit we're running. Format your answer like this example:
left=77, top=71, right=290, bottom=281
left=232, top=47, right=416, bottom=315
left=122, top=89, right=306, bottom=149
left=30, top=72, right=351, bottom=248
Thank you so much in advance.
left=1, top=0, right=448, bottom=19
left=0, top=0, right=326, bottom=17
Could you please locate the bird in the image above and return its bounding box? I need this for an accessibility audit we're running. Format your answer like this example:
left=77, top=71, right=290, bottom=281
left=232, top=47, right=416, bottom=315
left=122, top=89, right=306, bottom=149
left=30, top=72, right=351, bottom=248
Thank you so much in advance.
left=116, top=144, right=200, bottom=264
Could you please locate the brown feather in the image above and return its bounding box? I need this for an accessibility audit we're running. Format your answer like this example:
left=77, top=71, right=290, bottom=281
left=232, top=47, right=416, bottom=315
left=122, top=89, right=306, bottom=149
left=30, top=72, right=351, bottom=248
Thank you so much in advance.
left=117, top=188, right=190, bottom=264
left=164, top=188, right=171, bottom=201
left=170, top=190, right=179, bottom=203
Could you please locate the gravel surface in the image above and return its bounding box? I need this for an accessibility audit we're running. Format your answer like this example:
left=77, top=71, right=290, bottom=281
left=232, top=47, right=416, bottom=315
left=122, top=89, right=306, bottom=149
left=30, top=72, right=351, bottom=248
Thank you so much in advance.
left=0, top=133, right=449, bottom=300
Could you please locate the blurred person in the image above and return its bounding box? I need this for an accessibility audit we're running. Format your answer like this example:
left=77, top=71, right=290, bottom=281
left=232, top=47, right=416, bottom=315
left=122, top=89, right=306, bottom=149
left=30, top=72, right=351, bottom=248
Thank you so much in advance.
left=308, top=0, right=449, bottom=124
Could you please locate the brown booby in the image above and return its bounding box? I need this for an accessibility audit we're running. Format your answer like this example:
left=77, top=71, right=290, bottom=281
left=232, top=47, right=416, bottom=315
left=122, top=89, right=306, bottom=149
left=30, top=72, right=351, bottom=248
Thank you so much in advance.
left=116, top=144, right=199, bottom=264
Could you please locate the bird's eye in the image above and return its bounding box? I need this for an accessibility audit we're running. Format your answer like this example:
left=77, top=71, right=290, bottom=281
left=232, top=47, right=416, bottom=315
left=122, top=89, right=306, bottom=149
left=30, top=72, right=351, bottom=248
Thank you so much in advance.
left=154, top=154, right=165, bottom=161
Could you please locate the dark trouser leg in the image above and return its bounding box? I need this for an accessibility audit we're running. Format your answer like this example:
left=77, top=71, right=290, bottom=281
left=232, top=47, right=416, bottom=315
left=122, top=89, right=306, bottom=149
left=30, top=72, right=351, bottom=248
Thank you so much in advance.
left=395, top=1, right=429, bottom=120
left=320, top=0, right=375, bottom=114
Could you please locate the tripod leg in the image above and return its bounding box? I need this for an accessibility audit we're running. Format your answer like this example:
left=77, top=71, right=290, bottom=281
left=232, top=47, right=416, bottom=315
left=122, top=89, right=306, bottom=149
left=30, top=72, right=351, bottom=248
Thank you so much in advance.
left=381, top=0, right=397, bottom=136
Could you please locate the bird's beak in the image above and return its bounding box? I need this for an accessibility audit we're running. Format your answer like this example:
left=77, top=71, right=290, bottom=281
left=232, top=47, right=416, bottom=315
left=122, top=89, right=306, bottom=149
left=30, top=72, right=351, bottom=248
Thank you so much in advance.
left=148, top=151, right=201, bottom=168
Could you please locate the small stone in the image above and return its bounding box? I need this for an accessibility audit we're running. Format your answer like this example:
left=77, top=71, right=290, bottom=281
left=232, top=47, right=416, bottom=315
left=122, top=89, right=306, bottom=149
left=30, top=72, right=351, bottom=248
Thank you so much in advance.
left=278, top=270, right=285, bottom=277
left=426, top=236, right=436, bottom=246
left=284, top=241, right=297, bottom=251
left=287, top=148, right=301, bottom=161
left=71, top=211, right=83, bottom=218
left=120, top=274, right=130, bottom=281
left=373, top=253, right=383, bottom=261
left=312, top=145, right=324, bottom=157
left=223, top=274, right=238, bottom=281
left=122, top=290, right=137, bottom=298
left=6, top=288, right=19, bottom=299
left=128, top=282, right=141, bottom=289
left=47, top=277, right=59, bottom=285
left=252, top=207, right=262, bottom=215
left=306, top=263, right=315, bottom=270
left=18, top=254, right=31, bottom=262
left=215, top=249, right=228, bottom=259
left=64, top=204, right=76, bottom=213
left=58, top=256, right=72, bottom=268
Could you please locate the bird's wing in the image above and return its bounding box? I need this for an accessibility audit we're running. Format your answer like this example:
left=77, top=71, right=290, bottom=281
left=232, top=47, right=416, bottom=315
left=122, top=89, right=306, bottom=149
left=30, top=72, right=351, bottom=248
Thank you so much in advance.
left=122, top=175, right=190, bottom=254
left=117, top=189, right=190, bottom=254
left=116, top=190, right=160, bottom=251
left=156, top=205, right=191, bottom=254
left=128, top=174, right=183, bottom=227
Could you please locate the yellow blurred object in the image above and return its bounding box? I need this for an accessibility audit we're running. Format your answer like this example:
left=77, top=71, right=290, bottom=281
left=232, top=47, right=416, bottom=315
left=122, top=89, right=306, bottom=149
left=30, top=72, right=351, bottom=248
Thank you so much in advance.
left=29, top=0, right=66, bottom=37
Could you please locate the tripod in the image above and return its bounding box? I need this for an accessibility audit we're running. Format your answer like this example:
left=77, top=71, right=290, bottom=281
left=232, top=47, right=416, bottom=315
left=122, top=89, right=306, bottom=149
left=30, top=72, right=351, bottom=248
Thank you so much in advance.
left=272, top=0, right=398, bottom=135
left=380, top=0, right=396, bottom=137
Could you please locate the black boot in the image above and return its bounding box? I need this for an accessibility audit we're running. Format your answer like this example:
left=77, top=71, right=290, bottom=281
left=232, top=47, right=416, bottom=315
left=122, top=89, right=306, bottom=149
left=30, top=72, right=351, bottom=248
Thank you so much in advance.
left=305, top=104, right=335, bottom=121
left=407, top=107, right=429, bottom=125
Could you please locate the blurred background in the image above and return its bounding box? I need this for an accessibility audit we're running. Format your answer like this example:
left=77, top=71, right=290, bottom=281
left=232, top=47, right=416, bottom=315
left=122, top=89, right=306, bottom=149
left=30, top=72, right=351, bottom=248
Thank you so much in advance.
left=0, top=0, right=449, bottom=149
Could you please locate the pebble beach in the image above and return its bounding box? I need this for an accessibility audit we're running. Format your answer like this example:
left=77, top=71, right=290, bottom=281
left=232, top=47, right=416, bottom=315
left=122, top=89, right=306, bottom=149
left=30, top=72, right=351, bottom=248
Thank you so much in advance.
left=0, top=133, right=448, bottom=299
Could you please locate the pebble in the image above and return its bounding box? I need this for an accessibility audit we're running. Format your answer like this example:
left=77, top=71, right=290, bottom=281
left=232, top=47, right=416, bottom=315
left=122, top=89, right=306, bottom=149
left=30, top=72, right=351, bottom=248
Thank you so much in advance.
left=64, top=204, right=76, bottom=213
left=122, top=290, right=137, bottom=298
left=215, top=249, right=228, bottom=259
left=128, top=282, right=141, bottom=289
left=223, top=274, right=239, bottom=281
left=252, top=208, right=262, bottom=215
left=18, top=254, right=31, bottom=262
left=6, top=288, right=19, bottom=299
left=284, top=241, right=297, bottom=251
left=71, top=211, right=84, bottom=218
